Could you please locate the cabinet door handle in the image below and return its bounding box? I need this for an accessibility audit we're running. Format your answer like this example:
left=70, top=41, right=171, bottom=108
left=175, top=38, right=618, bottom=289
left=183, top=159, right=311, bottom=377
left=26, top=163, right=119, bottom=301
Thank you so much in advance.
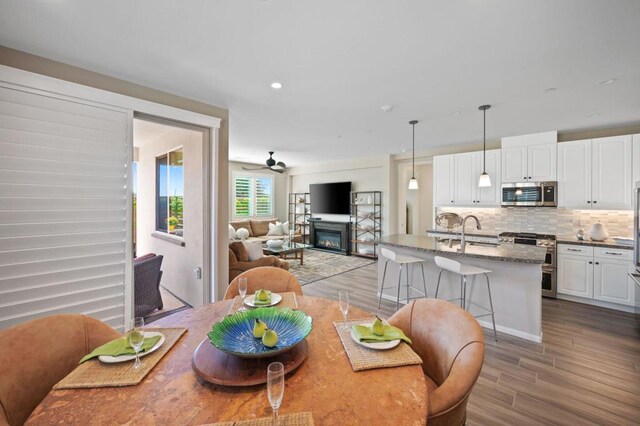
left=593, top=201, right=597, bottom=204
left=567, top=248, right=582, bottom=252
left=586, top=201, right=591, bottom=203
left=588, top=261, right=593, bottom=264
left=595, top=262, right=600, bottom=265
left=528, top=176, right=532, bottom=179
left=523, top=176, right=527, bottom=180
left=605, top=252, right=622, bottom=256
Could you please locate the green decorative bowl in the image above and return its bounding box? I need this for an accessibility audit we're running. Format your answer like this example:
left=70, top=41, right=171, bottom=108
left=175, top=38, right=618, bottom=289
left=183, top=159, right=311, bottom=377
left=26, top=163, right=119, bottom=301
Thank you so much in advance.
left=208, top=307, right=313, bottom=358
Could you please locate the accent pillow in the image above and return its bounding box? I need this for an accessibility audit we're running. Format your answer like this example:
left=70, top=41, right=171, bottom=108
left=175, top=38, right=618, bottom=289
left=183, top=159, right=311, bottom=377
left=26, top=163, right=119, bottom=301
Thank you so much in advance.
left=228, top=224, right=237, bottom=240
left=267, top=222, right=285, bottom=236
left=279, top=221, right=290, bottom=234
left=243, top=241, right=263, bottom=261
left=236, top=228, right=250, bottom=240
left=230, top=220, right=253, bottom=237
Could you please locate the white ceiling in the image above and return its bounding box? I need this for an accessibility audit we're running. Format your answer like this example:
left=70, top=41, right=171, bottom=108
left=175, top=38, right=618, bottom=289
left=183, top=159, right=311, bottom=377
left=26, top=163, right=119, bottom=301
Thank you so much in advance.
left=1, top=1, right=639, bottom=166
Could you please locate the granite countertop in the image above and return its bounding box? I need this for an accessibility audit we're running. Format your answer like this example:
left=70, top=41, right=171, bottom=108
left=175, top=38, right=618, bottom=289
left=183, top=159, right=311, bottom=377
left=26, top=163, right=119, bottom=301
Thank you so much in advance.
left=379, top=234, right=547, bottom=264
left=426, top=229, right=499, bottom=239
left=556, top=236, right=634, bottom=250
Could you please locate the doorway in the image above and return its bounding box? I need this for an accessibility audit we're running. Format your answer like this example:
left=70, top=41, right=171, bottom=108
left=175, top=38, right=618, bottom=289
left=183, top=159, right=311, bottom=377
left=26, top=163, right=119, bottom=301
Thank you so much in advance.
left=398, top=161, right=433, bottom=235
left=133, top=116, right=209, bottom=311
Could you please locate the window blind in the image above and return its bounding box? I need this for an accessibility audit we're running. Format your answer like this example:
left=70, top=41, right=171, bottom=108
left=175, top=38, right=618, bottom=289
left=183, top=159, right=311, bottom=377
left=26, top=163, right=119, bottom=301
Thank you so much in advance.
left=0, top=87, right=128, bottom=330
left=233, top=174, right=273, bottom=218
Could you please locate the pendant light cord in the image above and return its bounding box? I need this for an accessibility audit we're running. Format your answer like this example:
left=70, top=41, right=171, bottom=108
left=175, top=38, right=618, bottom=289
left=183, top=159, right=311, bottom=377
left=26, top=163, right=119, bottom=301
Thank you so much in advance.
left=412, top=122, right=415, bottom=177
left=483, top=107, right=486, bottom=173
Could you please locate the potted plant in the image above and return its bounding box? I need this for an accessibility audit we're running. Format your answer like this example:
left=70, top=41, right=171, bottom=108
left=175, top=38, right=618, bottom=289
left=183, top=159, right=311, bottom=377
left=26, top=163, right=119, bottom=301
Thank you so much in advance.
left=167, top=216, right=179, bottom=232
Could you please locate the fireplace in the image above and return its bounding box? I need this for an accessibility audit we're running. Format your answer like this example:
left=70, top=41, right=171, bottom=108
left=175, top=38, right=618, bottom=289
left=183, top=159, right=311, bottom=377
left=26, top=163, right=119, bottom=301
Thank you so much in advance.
left=309, top=220, right=351, bottom=255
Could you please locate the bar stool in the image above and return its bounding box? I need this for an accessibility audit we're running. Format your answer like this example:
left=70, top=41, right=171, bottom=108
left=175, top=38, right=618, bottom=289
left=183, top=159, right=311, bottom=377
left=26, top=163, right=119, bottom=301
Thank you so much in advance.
left=378, top=247, right=429, bottom=311
left=434, top=256, right=497, bottom=341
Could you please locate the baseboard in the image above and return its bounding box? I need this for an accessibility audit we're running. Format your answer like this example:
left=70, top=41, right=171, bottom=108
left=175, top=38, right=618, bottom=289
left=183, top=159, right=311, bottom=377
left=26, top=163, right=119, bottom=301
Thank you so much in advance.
left=556, top=294, right=636, bottom=313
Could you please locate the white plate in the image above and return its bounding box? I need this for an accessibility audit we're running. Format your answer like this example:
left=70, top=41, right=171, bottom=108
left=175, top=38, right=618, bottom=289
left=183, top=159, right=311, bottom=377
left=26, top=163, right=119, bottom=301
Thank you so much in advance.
left=350, top=321, right=401, bottom=350
left=98, top=331, right=165, bottom=364
left=243, top=293, right=283, bottom=307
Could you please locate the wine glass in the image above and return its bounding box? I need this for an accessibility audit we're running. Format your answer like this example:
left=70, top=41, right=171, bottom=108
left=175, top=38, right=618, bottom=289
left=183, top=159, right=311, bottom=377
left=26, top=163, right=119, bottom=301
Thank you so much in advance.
left=267, top=362, right=285, bottom=426
left=129, top=317, right=145, bottom=370
left=338, top=290, right=350, bottom=330
left=238, top=277, right=248, bottom=311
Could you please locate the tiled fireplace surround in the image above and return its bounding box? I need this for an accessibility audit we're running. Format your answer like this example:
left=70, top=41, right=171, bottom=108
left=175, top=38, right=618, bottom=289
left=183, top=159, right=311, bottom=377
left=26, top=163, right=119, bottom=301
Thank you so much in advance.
left=434, top=207, right=634, bottom=239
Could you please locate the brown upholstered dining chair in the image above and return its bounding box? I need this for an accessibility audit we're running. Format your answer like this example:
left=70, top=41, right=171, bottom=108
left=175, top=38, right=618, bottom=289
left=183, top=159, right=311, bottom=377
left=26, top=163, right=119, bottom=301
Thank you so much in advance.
left=388, top=298, right=485, bottom=426
left=0, top=314, right=120, bottom=426
left=224, top=266, right=303, bottom=300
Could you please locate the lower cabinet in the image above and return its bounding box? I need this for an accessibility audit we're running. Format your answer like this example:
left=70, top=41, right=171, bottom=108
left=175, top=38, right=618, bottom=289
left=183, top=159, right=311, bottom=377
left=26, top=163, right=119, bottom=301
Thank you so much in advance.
left=558, top=245, right=635, bottom=307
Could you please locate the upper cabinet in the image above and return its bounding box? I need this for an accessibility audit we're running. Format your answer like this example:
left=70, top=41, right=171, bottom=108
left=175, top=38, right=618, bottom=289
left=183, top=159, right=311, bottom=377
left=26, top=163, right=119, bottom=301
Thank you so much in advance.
left=501, top=131, right=557, bottom=183
left=558, top=135, right=632, bottom=210
left=433, top=149, right=501, bottom=207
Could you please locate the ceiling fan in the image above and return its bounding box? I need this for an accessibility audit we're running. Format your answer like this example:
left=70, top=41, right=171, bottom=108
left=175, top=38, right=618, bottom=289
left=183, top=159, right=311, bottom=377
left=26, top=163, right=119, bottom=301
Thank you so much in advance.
left=242, top=151, right=287, bottom=174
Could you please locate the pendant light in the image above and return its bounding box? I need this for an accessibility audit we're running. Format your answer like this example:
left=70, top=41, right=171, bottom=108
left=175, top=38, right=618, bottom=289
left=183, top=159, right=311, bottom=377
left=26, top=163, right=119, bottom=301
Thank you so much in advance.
left=408, top=120, right=419, bottom=190
left=478, top=105, right=492, bottom=187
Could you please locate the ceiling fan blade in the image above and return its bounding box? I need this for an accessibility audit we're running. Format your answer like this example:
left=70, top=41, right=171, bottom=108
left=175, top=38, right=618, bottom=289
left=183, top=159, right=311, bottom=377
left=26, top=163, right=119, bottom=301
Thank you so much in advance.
left=270, top=168, right=285, bottom=174
left=275, top=161, right=286, bottom=169
left=242, top=166, right=269, bottom=171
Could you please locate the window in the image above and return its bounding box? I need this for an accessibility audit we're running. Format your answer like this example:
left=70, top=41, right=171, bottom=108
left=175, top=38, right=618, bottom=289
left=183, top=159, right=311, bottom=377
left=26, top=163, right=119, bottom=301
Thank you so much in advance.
left=156, top=147, right=184, bottom=235
left=233, top=173, right=274, bottom=218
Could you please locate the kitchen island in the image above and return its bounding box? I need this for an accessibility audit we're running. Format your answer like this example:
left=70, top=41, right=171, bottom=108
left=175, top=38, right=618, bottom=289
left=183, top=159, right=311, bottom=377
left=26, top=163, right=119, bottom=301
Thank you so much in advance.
left=378, top=234, right=547, bottom=342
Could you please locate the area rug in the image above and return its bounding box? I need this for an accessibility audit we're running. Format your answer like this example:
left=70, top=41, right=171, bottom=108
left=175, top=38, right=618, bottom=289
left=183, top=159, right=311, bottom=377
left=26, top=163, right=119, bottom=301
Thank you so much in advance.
left=288, top=249, right=376, bottom=285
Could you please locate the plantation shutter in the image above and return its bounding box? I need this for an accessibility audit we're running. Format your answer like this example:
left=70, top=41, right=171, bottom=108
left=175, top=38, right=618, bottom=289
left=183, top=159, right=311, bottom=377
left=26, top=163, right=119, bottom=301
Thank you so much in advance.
left=234, top=176, right=251, bottom=217
left=0, top=86, right=129, bottom=330
left=255, top=177, right=273, bottom=217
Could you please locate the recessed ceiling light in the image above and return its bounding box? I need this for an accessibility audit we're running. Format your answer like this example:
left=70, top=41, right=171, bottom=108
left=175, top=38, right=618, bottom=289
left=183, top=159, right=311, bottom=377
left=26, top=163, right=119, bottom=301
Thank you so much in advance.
left=270, top=82, right=283, bottom=89
left=451, top=111, right=461, bottom=116
left=381, top=105, right=394, bottom=112
left=544, top=87, right=557, bottom=93
left=337, top=135, right=343, bottom=138
left=599, top=79, right=617, bottom=85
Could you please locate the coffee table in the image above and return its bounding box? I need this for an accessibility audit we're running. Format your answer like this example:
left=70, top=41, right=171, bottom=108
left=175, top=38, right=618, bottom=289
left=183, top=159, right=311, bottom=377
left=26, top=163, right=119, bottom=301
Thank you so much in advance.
left=262, top=242, right=311, bottom=265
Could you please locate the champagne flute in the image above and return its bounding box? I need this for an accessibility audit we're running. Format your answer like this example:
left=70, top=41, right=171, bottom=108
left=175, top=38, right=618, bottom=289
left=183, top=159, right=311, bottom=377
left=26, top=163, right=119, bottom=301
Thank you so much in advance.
left=129, top=317, right=145, bottom=370
left=267, top=362, right=285, bottom=426
left=338, top=290, right=350, bottom=330
left=238, top=277, right=248, bottom=311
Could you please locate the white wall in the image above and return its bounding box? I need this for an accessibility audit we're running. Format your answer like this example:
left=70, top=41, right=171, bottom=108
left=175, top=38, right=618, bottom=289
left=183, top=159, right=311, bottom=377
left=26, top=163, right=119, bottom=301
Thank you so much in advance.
left=136, top=127, right=204, bottom=306
left=228, top=161, right=288, bottom=221
left=288, top=155, right=391, bottom=234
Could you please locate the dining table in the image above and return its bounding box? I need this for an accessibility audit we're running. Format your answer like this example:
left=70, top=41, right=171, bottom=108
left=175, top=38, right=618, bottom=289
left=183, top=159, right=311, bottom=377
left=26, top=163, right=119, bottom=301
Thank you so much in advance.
left=27, top=296, right=428, bottom=425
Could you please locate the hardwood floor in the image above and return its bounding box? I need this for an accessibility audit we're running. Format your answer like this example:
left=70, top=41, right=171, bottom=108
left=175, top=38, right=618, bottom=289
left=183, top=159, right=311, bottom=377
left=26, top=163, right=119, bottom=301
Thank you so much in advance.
left=303, top=263, right=640, bottom=425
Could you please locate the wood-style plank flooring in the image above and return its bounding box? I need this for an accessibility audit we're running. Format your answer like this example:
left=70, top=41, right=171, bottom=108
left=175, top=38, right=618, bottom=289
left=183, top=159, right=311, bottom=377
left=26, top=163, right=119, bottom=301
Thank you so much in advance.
left=303, top=263, right=640, bottom=425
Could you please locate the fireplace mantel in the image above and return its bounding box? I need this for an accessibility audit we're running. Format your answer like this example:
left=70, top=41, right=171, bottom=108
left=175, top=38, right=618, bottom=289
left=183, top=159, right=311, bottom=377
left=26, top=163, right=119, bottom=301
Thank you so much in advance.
left=309, top=220, right=351, bottom=255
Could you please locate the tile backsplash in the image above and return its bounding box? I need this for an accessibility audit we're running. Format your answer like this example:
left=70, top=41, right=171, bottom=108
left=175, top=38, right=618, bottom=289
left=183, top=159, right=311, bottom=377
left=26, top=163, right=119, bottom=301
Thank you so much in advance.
left=434, top=207, right=634, bottom=238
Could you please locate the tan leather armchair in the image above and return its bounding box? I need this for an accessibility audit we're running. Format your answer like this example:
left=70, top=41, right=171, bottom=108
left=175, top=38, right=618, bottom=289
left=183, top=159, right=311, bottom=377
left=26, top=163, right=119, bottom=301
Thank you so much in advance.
left=388, top=299, right=484, bottom=426
left=225, top=266, right=303, bottom=300
left=228, top=241, right=289, bottom=283
left=0, top=314, right=120, bottom=426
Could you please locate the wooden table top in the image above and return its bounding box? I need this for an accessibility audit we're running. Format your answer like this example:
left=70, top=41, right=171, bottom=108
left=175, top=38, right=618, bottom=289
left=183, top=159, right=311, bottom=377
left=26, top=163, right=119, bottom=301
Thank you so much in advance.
left=28, top=296, right=427, bottom=425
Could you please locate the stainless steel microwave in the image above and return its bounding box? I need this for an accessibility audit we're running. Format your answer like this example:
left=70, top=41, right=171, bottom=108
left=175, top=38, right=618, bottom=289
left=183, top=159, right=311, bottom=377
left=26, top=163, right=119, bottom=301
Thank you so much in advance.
left=501, top=182, right=557, bottom=207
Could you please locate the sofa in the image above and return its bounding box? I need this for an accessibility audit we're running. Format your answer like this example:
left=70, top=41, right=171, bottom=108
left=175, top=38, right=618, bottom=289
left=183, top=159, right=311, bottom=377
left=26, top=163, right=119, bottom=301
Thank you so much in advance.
left=229, top=218, right=301, bottom=243
left=228, top=241, right=289, bottom=283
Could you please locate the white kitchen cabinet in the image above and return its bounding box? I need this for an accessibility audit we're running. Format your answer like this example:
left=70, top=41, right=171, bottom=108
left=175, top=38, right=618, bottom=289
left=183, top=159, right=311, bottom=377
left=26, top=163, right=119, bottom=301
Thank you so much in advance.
left=593, top=248, right=635, bottom=306
left=632, top=134, right=640, bottom=185
left=434, top=150, right=501, bottom=207
left=592, top=135, right=633, bottom=209
left=476, top=149, right=501, bottom=205
left=558, top=140, right=591, bottom=209
left=558, top=135, right=632, bottom=210
left=501, top=131, right=557, bottom=183
left=454, top=152, right=476, bottom=205
left=558, top=245, right=635, bottom=307
left=434, top=154, right=455, bottom=206
left=501, top=146, right=528, bottom=183
left=558, top=252, right=594, bottom=298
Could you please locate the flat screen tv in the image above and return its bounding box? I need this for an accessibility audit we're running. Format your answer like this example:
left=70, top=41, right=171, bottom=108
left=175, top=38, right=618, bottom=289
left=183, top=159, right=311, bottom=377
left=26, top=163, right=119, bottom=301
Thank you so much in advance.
left=309, top=182, right=351, bottom=214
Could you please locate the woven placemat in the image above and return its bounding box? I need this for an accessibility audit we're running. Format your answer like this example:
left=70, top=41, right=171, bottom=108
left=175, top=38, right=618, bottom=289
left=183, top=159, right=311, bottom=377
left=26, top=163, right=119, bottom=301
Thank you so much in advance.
left=207, top=412, right=314, bottom=426
left=333, top=319, right=422, bottom=372
left=54, top=327, right=187, bottom=389
left=227, top=292, right=299, bottom=315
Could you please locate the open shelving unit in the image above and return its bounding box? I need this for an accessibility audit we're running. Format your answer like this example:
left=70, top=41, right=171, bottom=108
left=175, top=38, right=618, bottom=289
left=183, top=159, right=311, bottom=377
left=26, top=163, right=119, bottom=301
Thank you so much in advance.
left=288, top=192, right=311, bottom=244
left=350, top=191, right=381, bottom=259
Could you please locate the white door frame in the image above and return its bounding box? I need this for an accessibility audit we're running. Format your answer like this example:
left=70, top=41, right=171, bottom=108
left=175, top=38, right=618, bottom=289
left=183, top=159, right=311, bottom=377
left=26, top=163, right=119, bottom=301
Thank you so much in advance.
left=0, top=65, right=223, bottom=326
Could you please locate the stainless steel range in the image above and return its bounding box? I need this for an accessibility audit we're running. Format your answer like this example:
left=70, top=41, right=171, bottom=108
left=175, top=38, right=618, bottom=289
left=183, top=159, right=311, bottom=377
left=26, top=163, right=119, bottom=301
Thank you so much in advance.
left=499, top=232, right=556, bottom=298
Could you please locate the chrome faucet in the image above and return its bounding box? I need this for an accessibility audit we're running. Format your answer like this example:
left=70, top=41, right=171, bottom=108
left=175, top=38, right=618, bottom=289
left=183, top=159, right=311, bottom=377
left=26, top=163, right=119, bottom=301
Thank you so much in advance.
left=458, top=215, right=482, bottom=253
